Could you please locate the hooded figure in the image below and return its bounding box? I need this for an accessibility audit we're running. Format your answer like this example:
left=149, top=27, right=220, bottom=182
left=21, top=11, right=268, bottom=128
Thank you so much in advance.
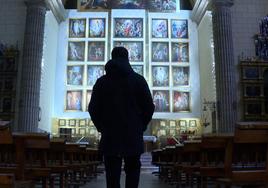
left=88, top=47, right=154, bottom=188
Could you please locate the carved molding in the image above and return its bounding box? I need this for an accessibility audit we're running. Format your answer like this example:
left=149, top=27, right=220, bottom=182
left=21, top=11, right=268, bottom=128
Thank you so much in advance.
left=191, top=0, right=210, bottom=25
left=45, top=0, right=67, bottom=23
left=191, top=0, right=234, bottom=25
left=211, top=0, right=234, bottom=8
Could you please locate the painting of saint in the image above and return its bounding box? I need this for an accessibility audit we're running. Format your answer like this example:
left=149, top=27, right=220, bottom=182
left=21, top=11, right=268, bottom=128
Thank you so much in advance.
left=87, top=65, right=105, bottom=86
left=172, top=66, right=189, bottom=86
left=68, top=41, right=85, bottom=61
left=148, top=0, right=176, bottom=12
left=152, top=42, right=169, bottom=62
left=89, top=18, right=105, bottom=37
left=67, top=65, right=84, bottom=85
left=69, top=19, right=86, bottom=38
left=152, top=19, right=168, bottom=38
left=171, top=19, right=188, bottom=39
left=114, top=18, right=143, bottom=38
left=78, top=0, right=109, bottom=10
left=173, top=91, right=190, bottom=112
left=131, top=65, right=144, bottom=76
left=153, top=90, right=170, bottom=112
left=114, top=41, right=143, bottom=62
left=111, top=0, right=146, bottom=9
left=88, top=42, right=105, bottom=61
left=171, top=42, right=189, bottom=62
left=66, top=90, right=83, bottom=111
left=152, top=66, right=169, bottom=87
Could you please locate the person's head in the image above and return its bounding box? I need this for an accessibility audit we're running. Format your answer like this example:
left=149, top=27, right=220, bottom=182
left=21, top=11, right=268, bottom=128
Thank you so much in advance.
left=111, top=47, right=129, bottom=60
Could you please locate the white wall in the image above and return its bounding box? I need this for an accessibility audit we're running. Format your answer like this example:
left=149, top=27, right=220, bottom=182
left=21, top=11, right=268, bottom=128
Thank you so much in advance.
left=39, top=11, right=59, bottom=132
left=198, top=11, right=215, bottom=133
left=231, top=0, right=268, bottom=120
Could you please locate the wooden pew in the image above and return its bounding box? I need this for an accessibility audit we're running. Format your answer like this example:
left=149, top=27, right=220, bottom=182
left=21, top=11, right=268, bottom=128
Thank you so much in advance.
left=216, top=122, right=268, bottom=187
left=180, top=140, right=201, bottom=188
left=48, top=137, right=68, bottom=188
left=200, top=133, right=233, bottom=188
left=12, top=132, right=51, bottom=187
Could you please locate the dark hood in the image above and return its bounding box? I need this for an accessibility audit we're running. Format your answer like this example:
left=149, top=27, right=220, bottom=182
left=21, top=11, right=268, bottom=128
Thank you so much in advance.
left=105, top=58, right=133, bottom=77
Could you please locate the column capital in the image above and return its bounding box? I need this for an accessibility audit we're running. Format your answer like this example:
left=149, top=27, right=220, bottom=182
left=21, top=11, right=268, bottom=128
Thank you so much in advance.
left=211, top=0, right=234, bottom=8
left=25, top=0, right=47, bottom=8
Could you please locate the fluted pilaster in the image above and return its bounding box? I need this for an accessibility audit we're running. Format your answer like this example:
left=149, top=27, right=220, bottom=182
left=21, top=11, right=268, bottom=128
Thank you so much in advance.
left=18, top=0, right=47, bottom=132
left=211, top=0, right=237, bottom=133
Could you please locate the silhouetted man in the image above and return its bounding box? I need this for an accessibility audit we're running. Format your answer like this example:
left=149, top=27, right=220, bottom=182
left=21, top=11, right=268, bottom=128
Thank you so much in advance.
left=88, top=47, right=155, bottom=188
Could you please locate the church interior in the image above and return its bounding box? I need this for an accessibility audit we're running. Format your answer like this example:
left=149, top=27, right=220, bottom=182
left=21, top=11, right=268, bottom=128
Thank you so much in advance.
left=0, top=0, right=268, bottom=187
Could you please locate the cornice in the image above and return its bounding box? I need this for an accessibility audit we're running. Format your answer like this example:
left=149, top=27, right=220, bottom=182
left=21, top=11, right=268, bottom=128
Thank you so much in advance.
left=45, top=0, right=67, bottom=23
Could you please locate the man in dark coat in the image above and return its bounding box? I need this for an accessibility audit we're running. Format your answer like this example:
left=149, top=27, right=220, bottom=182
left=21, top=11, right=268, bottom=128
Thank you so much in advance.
left=88, top=47, right=155, bottom=188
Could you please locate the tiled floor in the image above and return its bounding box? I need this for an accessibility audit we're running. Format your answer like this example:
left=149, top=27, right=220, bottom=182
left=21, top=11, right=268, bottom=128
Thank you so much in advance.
left=81, top=171, right=175, bottom=188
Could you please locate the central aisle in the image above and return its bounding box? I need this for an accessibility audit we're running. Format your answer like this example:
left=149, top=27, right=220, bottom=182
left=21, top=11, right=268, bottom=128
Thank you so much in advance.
left=81, top=171, right=175, bottom=188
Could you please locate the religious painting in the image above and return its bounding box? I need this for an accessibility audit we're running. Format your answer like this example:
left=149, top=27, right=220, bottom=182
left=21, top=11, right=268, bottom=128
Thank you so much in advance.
left=88, top=41, right=105, bottom=61
left=86, top=90, right=92, bottom=106
left=4, top=79, right=14, bottom=90
left=148, top=0, right=177, bottom=12
left=89, top=18, right=105, bottom=38
left=131, top=65, right=144, bottom=76
left=66, top=90, right=83, bottom=111
left=114, top=41, right=143, bottom=62
left=68, top=41, right=85, bottom=61
left=152, top=42, right=169, bottom=62
left=114, top=18, right=143, bottom=38
left=69, top=18, right=86, bottom=38
left=171, top=19, right=188, bottom=39
left=172, top=66, right=189, bottom=86
left=66, top=65, right=84, bottom=86
left=58, top=119, right=66, bottom=127
left=2, top=97, right=12, bottom=112
left=171, top=42, right=189, bottom=62
left=79, top=128, right=86, bottom=135
left=189, top=120, right=197, bottom=127
left=169, top=120, right=176, bottom=129
left=111, top=0, right=146, bottom=9
left=68, top=119, right=76, bottom=127
left=4, top=58, right=15, bottom=71
left=87, top=65, right=105, bottom=86
left=179, top=120, right=186, bottom=127
left=152, top=66, right=169, bottom=87
left=244, top=84, right=262, bottom=97
left=173, top=91, right=190, bottom=112
left=242, top=67, right=260, bottom=79
left=152, top=19, right=168, bottom=38
left=153, top=90, right=170, bottom=112
left=79, top=119, right=87, bottom=127
left=78, top=0, right=109, bottom=11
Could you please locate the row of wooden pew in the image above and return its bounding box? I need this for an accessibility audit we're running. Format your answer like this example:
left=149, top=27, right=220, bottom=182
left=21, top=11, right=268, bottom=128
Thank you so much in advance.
left=0, top=125, right=102, bottom=188
left=152, top=122, right=268, bottom=188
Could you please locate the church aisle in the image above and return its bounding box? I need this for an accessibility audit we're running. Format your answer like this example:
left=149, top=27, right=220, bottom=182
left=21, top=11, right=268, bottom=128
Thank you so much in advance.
left=81, top=171, right=175, bottom=188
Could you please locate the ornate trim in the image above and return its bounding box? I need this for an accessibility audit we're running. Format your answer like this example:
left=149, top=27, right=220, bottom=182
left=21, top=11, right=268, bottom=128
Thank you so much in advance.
left=45, top=0, right=67, bottom=23
left=191, top=0, right=210, bottom=25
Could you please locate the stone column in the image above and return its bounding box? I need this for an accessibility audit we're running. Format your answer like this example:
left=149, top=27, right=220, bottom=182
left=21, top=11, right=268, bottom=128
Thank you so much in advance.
left=211, top=0, right=237, bottom=133
left=18, top=0, right=47, bottom=132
